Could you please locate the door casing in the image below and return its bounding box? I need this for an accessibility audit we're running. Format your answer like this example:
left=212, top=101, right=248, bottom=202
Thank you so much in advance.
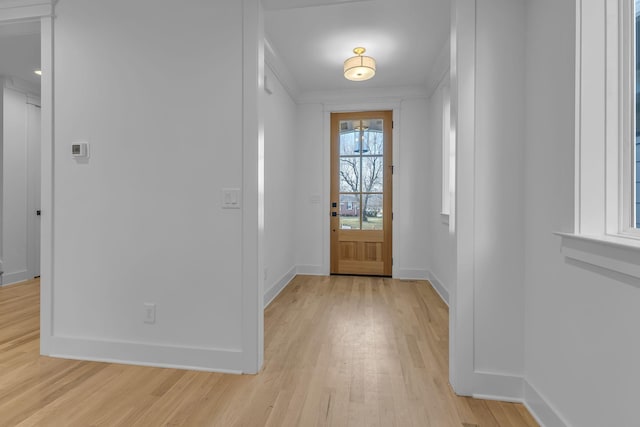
left=330, top=110, right=393, bottom=276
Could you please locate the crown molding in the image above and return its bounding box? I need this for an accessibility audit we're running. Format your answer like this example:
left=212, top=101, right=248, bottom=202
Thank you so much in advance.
left=0, top=0, right=54, bottom=21
left=264, top=37, right=300, bottom=101
left=297, top=84, right=429, bottom=105
left=263, top=0, right=373, bottom=11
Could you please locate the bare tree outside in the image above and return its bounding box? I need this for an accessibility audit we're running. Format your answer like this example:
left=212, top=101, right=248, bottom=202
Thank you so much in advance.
left=339, top=127, right=384, bottom=229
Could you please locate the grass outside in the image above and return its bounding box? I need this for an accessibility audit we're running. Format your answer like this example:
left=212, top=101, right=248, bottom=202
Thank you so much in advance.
left=340, top=216, right=383, bottom=230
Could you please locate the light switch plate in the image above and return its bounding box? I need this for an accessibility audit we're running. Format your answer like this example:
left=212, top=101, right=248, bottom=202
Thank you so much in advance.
left=221, top=188, right=241, bottom=209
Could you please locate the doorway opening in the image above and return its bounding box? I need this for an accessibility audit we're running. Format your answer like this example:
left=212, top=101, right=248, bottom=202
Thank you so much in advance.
left=0, top=20, right=42, bottom=287
left=330, top=110, right=393, bottom=276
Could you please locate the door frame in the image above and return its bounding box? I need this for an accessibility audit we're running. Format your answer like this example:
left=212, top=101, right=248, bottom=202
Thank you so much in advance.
left=26, top=97, right=41, bottom=281
left=321, top=102, right=400, bottom=278
left=330, top=110, right=393, bottom=276
left=0, top=1, right=55, bottom=354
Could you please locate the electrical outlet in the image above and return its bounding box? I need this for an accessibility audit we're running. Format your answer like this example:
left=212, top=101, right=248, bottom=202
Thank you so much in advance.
left=143, top=303, right=156, bottom=324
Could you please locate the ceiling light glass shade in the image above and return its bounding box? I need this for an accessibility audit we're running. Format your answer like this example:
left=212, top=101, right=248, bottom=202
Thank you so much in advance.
left=344, top=47, right=376, bottom=81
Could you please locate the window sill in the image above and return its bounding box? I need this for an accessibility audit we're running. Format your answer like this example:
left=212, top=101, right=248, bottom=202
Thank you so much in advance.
left=555, top=232, right=640, bottom=281
left=441, top=212, right=450, bottom=225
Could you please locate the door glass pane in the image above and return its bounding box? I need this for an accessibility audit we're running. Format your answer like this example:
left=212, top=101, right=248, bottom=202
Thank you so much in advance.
left=362, top=156, right=383, bottom=193
left=340, top=194, right=360, bottom=230
left=363, top=129, right=384, bottom=155
left=340, top=130, right=360, bottom=155
left=340, top=157, right=360, bottom=192
left=362, top=194, right=383, bottom=230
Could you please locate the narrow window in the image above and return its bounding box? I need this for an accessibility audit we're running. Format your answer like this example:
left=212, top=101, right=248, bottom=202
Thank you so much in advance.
left=442, top=83, right=451, bottom=216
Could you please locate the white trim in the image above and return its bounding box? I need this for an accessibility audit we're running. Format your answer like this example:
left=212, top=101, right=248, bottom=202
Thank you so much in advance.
left=426, top=270, right=450, bottom=306
left=396, top=269, right=429, bottom=280
left=472, top=371, right=524, bottom=402
left=321, top=102, right=400, bottom=278
left=557, top=232, right=640, bottom=283
left=426, top=38, right=451, bottom=99
left=524, top=380, right=570, bottom=427
left=2, top=270, right=29, bottom=285
left=26, top=93, right=39, bottom=107
left=264, top=37, right=300, bottom=101
left=48, top=336, right=243, bottom=374
left=440, top=212, right=450, bottom=225
left=449, top=0, right=476, bottom=396
left=574, top=0, right=640, bottom=239
left=2, top=76, right=40, bottom=98
left=300, top=86, right=428, bottom=105
left=0, top=3, right=52, bottom=21
left=296, top=264, right=324, bottom=275
left=241, top=0, right=265, bottom=375
left=264, top=266, right=295, bottom=307
left=0, top=18, right=38, bottom=36
left=39, top=14, right=52, bottom=356
left=0, top=0, right=54, bottom=358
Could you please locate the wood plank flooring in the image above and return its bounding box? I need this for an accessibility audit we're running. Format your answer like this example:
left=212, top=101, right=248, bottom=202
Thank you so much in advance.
left=0, top=276, right=538, bottom=426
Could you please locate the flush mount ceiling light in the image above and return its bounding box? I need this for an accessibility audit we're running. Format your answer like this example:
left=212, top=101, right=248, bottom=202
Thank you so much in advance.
left=343, top=47, right=376, bottom=81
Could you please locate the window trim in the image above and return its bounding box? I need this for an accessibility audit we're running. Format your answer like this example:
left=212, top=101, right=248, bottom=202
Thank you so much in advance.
left=441, top=80, right=451, bottom=218
left=565, top=0, right=640, bottom=281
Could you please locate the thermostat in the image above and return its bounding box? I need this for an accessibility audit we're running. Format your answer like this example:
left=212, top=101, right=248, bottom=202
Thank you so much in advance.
left=71, top=142, right=89, bottom=158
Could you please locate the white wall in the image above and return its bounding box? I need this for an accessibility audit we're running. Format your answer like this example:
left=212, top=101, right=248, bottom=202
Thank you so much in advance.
left=49, top=0, right=249, bottom=372
left=2, top=87, right=28, bottom=284
left=445, top=0, right=526, bottom=397
left=264, top=65, right=296, bottom=304
left=524, top=0, right=640, bottom=425
left=2, top=86, right=39, bottom=285
left=426, top=42, right=454, bottom=303
left=472, top=0, right=526, bottom=377
left=294, top=103, right=326, bottom=274
left=293, top=98, right=430, bottom=279
left=395, top=98, right=430, bottom=279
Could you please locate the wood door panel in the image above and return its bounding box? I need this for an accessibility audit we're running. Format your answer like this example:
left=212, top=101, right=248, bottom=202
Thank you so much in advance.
left=337, top=260, right=384, bottom=276
left=330, top=111, right=392, bottom=277
left=337, top=230, right=384, bottom=242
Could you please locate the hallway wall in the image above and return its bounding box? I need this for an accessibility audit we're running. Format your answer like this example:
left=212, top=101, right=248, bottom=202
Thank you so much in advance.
left=264, top=64, right=296, bottom=304
left=426, top=49, right=454, bottom=304
left=48, top=0, right=249, bottom=371
left=1, top=86, right=39, bottom=285
left=293, top=98, right=430, bottom=279
left=472, top=0, right=526, bottom=378
left=524, top=0, right=640, bottom=425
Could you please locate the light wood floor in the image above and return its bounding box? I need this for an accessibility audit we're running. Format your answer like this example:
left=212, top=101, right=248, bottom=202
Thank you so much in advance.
left=0, top=276, right=538, bottom=426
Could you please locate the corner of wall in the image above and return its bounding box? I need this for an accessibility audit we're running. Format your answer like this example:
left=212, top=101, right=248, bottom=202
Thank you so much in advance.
left=47, top=337, right=245, bottom=374
left=523, top=380, right=570, bottom=427
left=426, top=270, right=450, bottom=306
left=264, top=266, right=296, bottom=308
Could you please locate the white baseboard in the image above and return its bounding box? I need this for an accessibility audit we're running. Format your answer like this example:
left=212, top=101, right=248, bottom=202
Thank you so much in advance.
left=2, top=270, right=29, bottom=286
left=472, top=373, right=568, bottom=427
left=473, top=371, right=524, bottom=402
left=426, top=270, right=450, bottom=306
left=296, top=265, right=324, bottom=275
left=523, top=380, right=568, bottom=427
left=264, top=266, right=296, bottom=307
left=47, top=336, right=243, bottom=374
left=395, top=269, right=429, bottom=280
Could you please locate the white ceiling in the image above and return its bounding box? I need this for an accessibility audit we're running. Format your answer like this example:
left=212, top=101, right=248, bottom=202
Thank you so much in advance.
left=0, top=21, right=41, bottom=92
left=264, top=0, right=450, bottom=97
